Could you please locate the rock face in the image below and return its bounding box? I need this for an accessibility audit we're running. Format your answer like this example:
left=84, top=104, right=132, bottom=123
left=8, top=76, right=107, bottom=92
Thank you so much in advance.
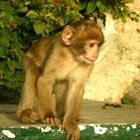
left=84, top=0, right=140, bottom=104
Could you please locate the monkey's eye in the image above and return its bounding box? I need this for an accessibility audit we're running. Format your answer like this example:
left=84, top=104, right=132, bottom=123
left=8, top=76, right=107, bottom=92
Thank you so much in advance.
left=89, top=43, right=94, bottom=48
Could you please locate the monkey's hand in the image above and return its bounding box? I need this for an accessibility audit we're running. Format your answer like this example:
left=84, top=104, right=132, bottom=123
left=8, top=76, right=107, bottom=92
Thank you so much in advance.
left=43, top=117, right=62, bottom=127
left=62, top=121, right=80, bottom=140
left=20, top=109, right=40, bottom=124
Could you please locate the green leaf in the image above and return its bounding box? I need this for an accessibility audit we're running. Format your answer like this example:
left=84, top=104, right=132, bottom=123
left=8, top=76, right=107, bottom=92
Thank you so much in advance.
left=97, top=3, right=106, bottom=13
left=113, top=12, right=121, bottom=19
left=96, top=1, right=102, bottom=8
left=0, top=37, right=9, bottom=47
left=56, top=17, right=65, bottom=26
left=0, top=1, right=8, bottom=10
left=0, top=29, right=12, bottom=40
left=26, top=10, right=39, bottom=19
left=3, top=66, right=15, bottom=77
left=11, top=31, right=20, bottom=41
left=7, top=59, right=16, bottom=71
left=17, top=7, right=28, bottom=14
left=14, top=71, right=24, bottom=82
left=0, top=1, right=16, bottom=14
left=79, top=1, right=87, bottom=11
left=16, top=50, right=24, bottom=61
left=33, top=20, right=46, bottom=35
left=0, top=62, right=5, bottom=69
left=10, top=41, right=23, bottom=49
left=0, top=30, right=12, bottom=47
left=1, top=12, right=13, bottom=26
left=13, top=16, right=26, bottom=25
left=0, top=46, right=8, bottom=58
left=87, top=1, right=96, bottom=14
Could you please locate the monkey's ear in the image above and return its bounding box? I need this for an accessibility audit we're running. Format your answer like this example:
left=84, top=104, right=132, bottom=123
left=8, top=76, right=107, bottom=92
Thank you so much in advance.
left=62, top=25, right=75, bottom=45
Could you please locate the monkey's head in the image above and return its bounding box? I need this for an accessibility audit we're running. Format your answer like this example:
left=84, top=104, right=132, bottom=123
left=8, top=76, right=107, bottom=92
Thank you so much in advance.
left=61, top=20, right=104, bottom=64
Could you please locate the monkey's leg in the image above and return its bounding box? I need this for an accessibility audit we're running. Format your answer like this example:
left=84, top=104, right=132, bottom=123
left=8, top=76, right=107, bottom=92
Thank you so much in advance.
left=37, top=75, right=61, bottom=126
left=16, top=56, right=40, bottom=124
left=62, top=82, right=84, bottom=140
left=17, top=70, right=40, bottom=123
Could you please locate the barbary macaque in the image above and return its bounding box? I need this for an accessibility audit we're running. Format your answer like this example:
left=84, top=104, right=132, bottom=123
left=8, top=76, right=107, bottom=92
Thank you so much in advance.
left=16, top=20, right=104, bottom=140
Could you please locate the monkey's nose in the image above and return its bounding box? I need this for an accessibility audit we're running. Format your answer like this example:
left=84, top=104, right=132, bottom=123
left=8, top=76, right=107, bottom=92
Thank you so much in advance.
left=92, top=56, right=98, bottom=61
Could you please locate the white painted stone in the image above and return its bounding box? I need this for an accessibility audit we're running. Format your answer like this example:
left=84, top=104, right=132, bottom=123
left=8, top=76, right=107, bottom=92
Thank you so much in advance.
left=2, top=130, right=15, bottom=138
left=41, top=126, right=52, bottom=133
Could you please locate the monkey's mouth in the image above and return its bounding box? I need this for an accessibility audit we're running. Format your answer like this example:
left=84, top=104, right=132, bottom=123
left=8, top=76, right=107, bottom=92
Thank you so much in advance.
left=84, top=56, right=95, bottom=64
left=79, top=55, right=96, bottom=64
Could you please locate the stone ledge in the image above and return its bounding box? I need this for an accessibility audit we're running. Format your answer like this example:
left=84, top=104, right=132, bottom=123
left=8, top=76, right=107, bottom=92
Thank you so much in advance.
left=0, top=124, right=140, bottom=139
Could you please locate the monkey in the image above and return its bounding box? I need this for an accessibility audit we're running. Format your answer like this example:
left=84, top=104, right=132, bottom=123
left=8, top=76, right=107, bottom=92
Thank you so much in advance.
left=16, top=20, right=104, bottom=140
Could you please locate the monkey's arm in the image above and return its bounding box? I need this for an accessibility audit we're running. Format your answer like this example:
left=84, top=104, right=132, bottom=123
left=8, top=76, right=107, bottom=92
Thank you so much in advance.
left=63, top=81, right=84, bottom=140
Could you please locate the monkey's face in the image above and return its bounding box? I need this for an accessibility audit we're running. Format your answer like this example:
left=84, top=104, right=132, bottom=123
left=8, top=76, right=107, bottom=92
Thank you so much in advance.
left=61, top=20, right=104, bottom=65
left=75, top=39, right=101, bottom=65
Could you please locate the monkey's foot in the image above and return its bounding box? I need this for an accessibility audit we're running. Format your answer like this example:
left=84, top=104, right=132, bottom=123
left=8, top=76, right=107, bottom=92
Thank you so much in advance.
left=62, top=122, right=80, bottom=140
left=43, top=117, right=62, bottom=127
left=20, top=109, right=40, bottom=124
